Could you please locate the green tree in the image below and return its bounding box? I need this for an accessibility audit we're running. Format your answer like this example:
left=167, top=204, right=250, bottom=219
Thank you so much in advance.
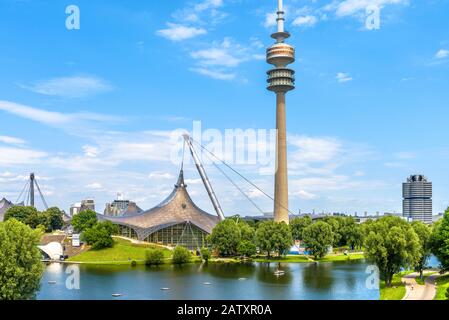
left=200, top=247, right=211, bottom=262
left=0, top=219, right=44, bottom=300
left=26, top=210, right=49, bottom=230
left=71, top=210, right=97, bottom=233
left=322, top=216, right=343, bottom=247
left=340, top=217, right=364, bottom=249
left=290, top=216, right=312, bottom=241
left=411, top=221, right=432, bottom=278
left=302, top=221, right=334, bottom=259
left=237, top=240, right=257, bottom=258
left=82, top=221, right=117, bottom=249
left=4, top=206, right=39, bottom=225
left=145, top=249, right=165, bottom=266
left=44, top=207, right=64, bottom=231
left=255, top=221, right=292, bottom=258
left=363, top=216, right=421, bottom=287
left=209, top=219, right=255, bottom=256
left=172, top=246, right=192, bottom=264
left=431, top=209, right=449, bottom=272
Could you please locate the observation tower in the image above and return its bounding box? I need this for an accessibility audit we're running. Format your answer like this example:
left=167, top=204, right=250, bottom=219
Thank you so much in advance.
left=267, top=0, right=295, bottom=224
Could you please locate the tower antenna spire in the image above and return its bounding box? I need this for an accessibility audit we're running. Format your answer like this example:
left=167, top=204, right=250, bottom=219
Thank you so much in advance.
left=277, top=0, right=285, bottom=33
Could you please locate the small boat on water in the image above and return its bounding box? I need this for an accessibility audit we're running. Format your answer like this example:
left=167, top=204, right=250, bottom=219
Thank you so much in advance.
left=203, top=282, right=212, bottom=285
left=238, top=278, right=246, bottom=281
left=274, top=270, right=285, bottom=276
left=48, top=281, right=57, bottom=284
left=161, top=287, right=171, bottom=291
left=112, top=293, right=123, bottom=297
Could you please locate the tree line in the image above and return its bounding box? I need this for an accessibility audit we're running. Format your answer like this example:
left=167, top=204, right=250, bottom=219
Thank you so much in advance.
left=208, top=210, right=449, bottom=287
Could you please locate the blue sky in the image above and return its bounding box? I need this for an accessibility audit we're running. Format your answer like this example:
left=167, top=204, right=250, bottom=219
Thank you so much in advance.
left=0, top=0, right=448, bottom=216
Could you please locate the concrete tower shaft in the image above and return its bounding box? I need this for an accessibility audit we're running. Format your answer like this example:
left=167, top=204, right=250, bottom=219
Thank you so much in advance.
left=267, top=0, right=295, bottom=225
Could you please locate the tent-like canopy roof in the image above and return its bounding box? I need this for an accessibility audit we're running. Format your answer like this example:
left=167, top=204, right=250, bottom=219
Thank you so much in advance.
left=99, top=170, right=219, bottom=240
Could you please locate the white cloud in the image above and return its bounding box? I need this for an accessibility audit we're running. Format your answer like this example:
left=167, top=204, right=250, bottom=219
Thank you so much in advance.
left=194, top=0, right=223, bottom=12
left=336, top=72, right=353, bottom=83
left=292, top=15, right=318, bottom=27
left=190, top=39, right=244, bottom=67
left=149, top=172, right=176, bottom=180
left=0, top=100, right=121, bottom=127
left=82, top=145, right=99, bottom=158
left=292, top=190, right=319, bottom=200
left=189, top=37, right=262, bottom=81
left=19, top=76, right=113, bottom=98
left=264, top=12, right=277, bottom=28
left=0, top=146, right=47, bottom=166
left=289, top=136, right=342, bottom=163
left=248, top=188, right=265, bottom=199
left=156, top=23, right=206, bottom=41
left=185, top=178, right=203, bottom=185
left=85, top=182, right=103, bottom=190
left=190, top=68, right=236, bottom=80
left=0, top=135, right=26, bottom=145
left=435, top=49, right=449, bottom=59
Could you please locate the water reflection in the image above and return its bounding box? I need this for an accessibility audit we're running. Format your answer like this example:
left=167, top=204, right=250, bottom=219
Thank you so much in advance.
left=302, top=262, right=334, bottom=291
left=38, top=261, right=379, bottom=300
left=203, top=262, right=256, bottom=279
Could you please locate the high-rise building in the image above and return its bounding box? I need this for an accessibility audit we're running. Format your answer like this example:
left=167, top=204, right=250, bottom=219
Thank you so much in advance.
left=104, top=193, right=143, bottom=217
left=403, top=174, right=432, bottom=224
left=80, top=198, right=95, bottom=212
left=267, top=0, right=295, bottom=225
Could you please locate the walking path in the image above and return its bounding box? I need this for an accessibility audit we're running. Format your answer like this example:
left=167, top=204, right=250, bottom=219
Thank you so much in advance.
left=402, top=271, right=439, bottom=300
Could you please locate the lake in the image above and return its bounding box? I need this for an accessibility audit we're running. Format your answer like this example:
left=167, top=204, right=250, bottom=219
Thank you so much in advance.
left=37, top=260, right=379, bottom=300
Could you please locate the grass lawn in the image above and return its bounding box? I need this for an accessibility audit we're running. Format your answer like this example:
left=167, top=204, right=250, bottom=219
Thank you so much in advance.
left=379, top=271, right=414, bottom=300
left=318, top=253, right=365, bottom=262
left=252, top=253, right=365, bottom=263
left=67, top=238, right=172, bottom=265
left=434, top=275, right=449, bottom=300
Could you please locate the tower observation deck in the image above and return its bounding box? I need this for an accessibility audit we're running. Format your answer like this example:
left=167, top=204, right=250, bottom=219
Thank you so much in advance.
left=267, top=0, right=295, bottom=224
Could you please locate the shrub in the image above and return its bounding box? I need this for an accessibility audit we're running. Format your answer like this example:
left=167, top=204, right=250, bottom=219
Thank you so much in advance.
left=131, top=260, right=137, bottom=267
left=145, top=249, right=165, bottom=266
left=172, top=246, right=192, bottom=265
left=200, top=247, right=211, bottom=262
left=82, top=221, right=116, bottom=249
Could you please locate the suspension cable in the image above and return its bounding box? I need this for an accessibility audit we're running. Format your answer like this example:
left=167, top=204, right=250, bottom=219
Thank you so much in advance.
left=208, top=159, right=266, bottom=215
left=35, top=179, right=49, bottom=210
left=190, top=137, right=298, bottom=217
left=15, top=180, right=28, bottom=204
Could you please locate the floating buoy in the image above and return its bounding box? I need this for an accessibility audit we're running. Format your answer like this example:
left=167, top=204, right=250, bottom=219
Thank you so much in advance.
left=203, top=282, right=212, bottom=285
left=112, top=293, right=123, bottom=297
left=161, top=287, right=171, bottom=291
left=48, top=281, right=57, bottom=284
left=238, top=278, right=246, bottom=281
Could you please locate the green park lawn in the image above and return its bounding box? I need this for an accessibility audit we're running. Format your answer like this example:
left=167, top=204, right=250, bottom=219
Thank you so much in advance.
left=379, top=271, right=415, bottom=300
left=67, top=238, right=172, bottom=265
left=434, top=275, right=449, bottom=300
left=253, top=253, right=365, bottom=263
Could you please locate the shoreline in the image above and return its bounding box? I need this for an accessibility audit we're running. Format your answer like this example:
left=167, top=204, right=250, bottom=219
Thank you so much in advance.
left=52, top=254, right=366, bottom=266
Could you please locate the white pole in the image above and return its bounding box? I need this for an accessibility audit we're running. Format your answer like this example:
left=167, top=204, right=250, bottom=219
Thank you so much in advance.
left=183, top=134, right=225, bottom=221
left=277, top=0, right=285, bottom=33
